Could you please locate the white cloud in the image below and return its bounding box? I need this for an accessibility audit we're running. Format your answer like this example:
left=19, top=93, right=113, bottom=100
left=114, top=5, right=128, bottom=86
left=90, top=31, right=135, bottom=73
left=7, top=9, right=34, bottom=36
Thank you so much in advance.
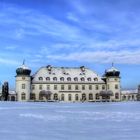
left=46, top=50, right=140, bottom=64
left=0, top=58, right=19, bottom=66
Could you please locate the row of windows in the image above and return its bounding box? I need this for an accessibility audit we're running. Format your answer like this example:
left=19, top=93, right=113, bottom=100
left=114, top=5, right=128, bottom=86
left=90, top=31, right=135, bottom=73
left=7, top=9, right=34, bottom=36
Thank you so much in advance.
left=107, top=84, right=119, bottom=90
left=21, top=92, right=119, bottom=100
left=22, top=84, right=119, bottom=90
left=38, top=77, right=99, bottom=82
left=32, top=84, right=106, bottom=91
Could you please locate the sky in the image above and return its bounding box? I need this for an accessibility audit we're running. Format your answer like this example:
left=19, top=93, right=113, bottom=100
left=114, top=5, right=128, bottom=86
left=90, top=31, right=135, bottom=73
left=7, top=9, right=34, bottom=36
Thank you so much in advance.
left=0, top=0, right=140, bottom=90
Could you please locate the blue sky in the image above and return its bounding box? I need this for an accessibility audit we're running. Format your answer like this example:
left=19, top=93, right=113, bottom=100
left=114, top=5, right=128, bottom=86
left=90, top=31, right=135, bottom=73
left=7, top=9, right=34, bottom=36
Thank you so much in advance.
left=0, top=0, right=140, bottom=90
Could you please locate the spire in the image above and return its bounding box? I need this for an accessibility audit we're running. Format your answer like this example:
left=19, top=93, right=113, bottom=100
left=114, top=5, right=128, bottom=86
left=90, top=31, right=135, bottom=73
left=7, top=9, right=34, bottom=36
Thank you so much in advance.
left=112, top=62, right=114, bottom=67
left=23, top=59, right=25, bottom=65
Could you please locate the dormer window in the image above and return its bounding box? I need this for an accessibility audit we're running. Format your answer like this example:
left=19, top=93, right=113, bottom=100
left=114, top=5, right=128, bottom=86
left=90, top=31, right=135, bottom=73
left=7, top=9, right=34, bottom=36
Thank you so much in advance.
left=87, top=78, right=91, bottom=81
left=80, top=66, right=85, bottom=72
left=38, top=77, right=43, bottom=81
left=60, top=77, right=64, bottom=81
left=81, top=77, right=85, bottom=81
left=74, top=77, right=78, bottom=81
left=46, top=77, right=50, bottom=81
left=67, top=77, right=71, bottom=81
left=46, top=65, right=52, bottom=71
left=94, top=77, right=98, bottom=81
left=53, top=77, right=57, bottom=81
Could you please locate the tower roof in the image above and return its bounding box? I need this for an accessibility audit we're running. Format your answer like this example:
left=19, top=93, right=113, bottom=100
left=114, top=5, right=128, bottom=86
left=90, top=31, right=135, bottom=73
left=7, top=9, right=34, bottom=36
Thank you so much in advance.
left=16, top=61, right=31, bottom=76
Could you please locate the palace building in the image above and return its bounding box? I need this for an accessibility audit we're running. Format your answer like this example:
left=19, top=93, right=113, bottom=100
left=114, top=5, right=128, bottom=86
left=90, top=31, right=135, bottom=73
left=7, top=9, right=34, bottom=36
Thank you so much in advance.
left=15, top=63, right=121, bottom=102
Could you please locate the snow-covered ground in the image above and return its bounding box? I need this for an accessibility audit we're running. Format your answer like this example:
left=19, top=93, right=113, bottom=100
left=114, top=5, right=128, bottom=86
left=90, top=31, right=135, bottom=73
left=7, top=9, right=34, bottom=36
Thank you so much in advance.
left=0, top=102, right=140, bottom=140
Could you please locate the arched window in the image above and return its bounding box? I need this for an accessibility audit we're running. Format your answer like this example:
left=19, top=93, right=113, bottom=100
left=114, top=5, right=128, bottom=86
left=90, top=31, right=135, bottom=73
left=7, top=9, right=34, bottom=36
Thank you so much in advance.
left=67, top=77, right=71, bottom=81
left=74, top=77, right=78, bottom=81
left=30, top=93, right=36, bottom=100
left=132, top=95, right=134, bottom=100
left=94, top=77, right=98, bottom=81
left=61, top=94, right=65, bottom=101
left=81, top=77, right=85, bottom=81
left=82, top=93, right=86, bottom=101
left=122, top=95, right=126, bottom=100
left=53, top=77, right=57, bottom=81
left=89, top=93, right=93, bottom=100
left=21, top=93, right=26, bottom=100
left=38, top=77, right=43, bottom=81
left=75, top=94, right=79, bottom=101
left=54, top=93, right=58, bottom=100
left=60, top=77, right=64, bottom=81
left=11, top=96, right=16, bottom=101
left=46, top=77, right=50, bottom=81
left=68, top=94, right=72, bottom=101
left=87, top=78, right=91, bottom=81
left=95, top=93, right=100, bottom=100
left=115, top=93, right=119, bottom=99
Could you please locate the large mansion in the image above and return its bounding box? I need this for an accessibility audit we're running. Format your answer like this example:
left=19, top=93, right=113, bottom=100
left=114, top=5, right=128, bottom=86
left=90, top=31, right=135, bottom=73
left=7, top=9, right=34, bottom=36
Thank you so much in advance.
left=15, top=63, right=121, bottom=102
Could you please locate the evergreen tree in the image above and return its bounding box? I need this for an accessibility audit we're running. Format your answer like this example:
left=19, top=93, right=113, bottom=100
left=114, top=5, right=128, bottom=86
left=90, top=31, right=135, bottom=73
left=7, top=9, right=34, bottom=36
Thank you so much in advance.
left=1, top=82, right=9, bottom=101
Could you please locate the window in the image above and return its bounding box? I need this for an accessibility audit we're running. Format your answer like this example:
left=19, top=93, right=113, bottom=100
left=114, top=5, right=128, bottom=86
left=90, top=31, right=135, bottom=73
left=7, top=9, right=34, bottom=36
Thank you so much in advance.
left=95, top=85, right=99, bottom=90
left=67, top=77, right=71, bottom=81
left=47, top=85, right=50, bottom=90
left=115, top=93, right=119, bottom=99
left=68, top=94, right=72, bottom=101
left=61, top=85, right=64, bottom=90
left=60, top=77, right=64, bottom=81
left=115, top=78, right=118, bottom=81
left=74, top=77, right=78, bottom=81
left=94, top=78, right=98, bottom=81
left=46, top=77, right=50, bottom=81
left=22, top=77, right=25, bottom=80
left=53, top=77, right=57, bottom=81
left=96, top=93, right=100, bottom=100
left=87, top=78, right=91, bottom=81
left=102, top=85, right=105, bottom=90
left=68, top=85, right=71, bottom=90
left=81, top=77, right=85, bottom=81
left=75, top=85, right=79, bottom=90
left=54, top=93, right=58, bottom=100
left=21, top=93, right=26, bottom=100
left=39, top=94, right=45, bottom=100
left=22, top=84, right=25, bottom=89
left=54, top=85, right=57, bottom=90
left=89, top=93, right=93, bottom=100
left=82, top=93, right=86, bottom=101
left=82, top=85, right=85, bottom=90
left=30, top=93, right=36, bottom=100
left=107, top=84, right=109, bottom=90
left=115, top=84, right=118, bottom=89
left=75, top=94, right=79, bottom=101
left=89, top=85, right=92, bottom=90
left=32, top=85, right=35, bottom=90
left=61, top=94, right=65, bottom=101
left=39, top=77, right=43, bottom=81
left=39, top=85, right=42, bottom=90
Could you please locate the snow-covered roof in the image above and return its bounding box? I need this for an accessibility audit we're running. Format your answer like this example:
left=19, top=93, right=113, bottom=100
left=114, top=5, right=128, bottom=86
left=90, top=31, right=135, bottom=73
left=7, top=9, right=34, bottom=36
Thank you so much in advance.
left=121, top=89, right=138, bottom=94
left=18, top=64, right=30, bottom=70
left=107, top=66, right=119, bottom=72
left=9, top=90, right=16, bottom=95
left=32, top=66, right=105, bottom=83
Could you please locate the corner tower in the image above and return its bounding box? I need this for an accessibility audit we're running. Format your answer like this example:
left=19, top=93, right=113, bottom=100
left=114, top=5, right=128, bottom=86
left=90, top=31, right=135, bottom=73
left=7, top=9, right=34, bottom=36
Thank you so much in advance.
left=16, top=62, right=31, bottom=101
left=104, top=64, right=121, bottom=101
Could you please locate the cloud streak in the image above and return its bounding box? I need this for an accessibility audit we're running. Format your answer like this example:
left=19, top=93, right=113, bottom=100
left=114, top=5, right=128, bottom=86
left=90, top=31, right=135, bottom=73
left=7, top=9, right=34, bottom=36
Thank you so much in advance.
left=46, top=50, right=140, bottom=64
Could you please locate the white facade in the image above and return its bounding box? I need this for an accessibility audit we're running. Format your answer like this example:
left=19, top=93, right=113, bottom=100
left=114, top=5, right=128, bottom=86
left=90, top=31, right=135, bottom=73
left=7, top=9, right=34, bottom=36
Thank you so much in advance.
left=121, top=90, right=138, bottom=101
left=15, top=65, right=121, bottom=102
